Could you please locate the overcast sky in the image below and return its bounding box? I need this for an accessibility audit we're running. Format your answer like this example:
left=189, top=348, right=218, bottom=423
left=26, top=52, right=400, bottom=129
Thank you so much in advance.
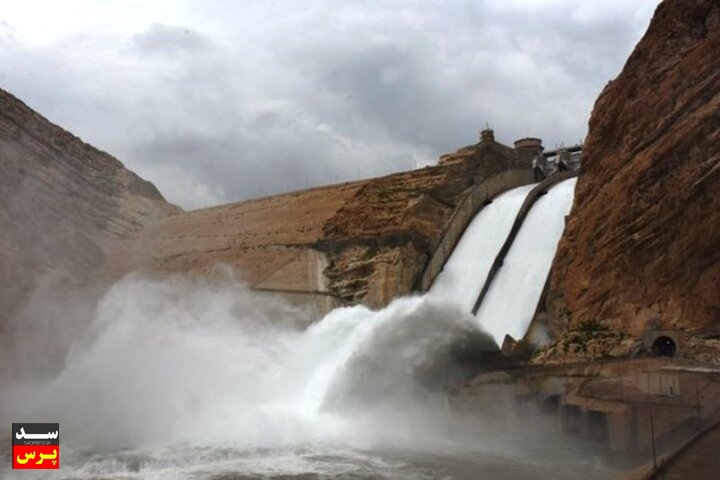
left=0, top=0, right=659, bottom=209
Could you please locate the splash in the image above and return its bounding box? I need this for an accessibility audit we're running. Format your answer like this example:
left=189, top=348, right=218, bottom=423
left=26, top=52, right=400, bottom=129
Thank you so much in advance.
left=2, top=271, right=496, bottom=454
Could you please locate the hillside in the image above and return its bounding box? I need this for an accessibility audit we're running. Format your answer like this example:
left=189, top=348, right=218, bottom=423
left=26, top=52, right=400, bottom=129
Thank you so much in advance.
left=0, top=88, right=179, bottom=320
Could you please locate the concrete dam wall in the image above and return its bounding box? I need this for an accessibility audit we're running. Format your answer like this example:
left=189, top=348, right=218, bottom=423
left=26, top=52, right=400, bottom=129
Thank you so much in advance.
left=251, top=167, right=538, bottom=315
left=109, top=134, right=540, bottom=314
left=416, top=169, right=535, bottom=293
left=427, top=175, right=578, bottom=346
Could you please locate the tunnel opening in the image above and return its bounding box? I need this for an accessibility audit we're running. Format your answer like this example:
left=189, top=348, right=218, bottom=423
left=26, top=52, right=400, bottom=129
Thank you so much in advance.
left=652, top=336, right=676, bottom=357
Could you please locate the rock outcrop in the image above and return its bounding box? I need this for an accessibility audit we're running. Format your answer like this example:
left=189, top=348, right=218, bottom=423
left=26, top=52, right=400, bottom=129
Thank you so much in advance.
left=546, top=0, right=720, bottom=359
left=0, top=88, right=179, bottom=320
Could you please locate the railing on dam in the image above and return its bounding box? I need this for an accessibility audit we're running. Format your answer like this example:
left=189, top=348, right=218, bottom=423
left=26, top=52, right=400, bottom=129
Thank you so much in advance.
left=415, top=169, right=536, bottom=293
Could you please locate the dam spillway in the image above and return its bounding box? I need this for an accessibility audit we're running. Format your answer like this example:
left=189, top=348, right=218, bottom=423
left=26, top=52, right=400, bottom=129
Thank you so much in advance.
left=2, top=162, right=584, bottom=478
left=428, top=177, right=577, bottom=346
left=428, top=184, right=535, bottom=311
left=475, top=178, right=577, bottom=345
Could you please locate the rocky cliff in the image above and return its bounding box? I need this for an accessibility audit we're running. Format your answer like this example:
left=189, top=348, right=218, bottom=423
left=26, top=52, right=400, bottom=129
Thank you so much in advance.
left=546, top=0, right=720, bottom=360
left=0, top=88, right=179, bottom=320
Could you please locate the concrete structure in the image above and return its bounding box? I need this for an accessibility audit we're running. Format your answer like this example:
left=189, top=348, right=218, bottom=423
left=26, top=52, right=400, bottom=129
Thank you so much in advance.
left=480, top=128, right=495, bottom=144
left=253, top=248, right=341, bottom=315
left=416, top=169, right=536, bottom=292
left=556, top=148, right=582, bottom=172
left=556, top=364, right=720, bottom=454
left=644, top=420, right=720, bottom=479
left=534, top=144, right=583, bottom=179
left=514, top=137, right=544, bottom=153
left=452, top=358, right=720, bottom=461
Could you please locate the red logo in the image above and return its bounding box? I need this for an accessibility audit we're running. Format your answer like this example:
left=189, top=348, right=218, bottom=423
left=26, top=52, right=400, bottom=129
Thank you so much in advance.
left=12, top=424, right=59, bottom=470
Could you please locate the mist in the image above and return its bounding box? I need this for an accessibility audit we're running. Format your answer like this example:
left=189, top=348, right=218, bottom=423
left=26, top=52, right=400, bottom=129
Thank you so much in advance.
left=0, top=268, right=610, bottom=478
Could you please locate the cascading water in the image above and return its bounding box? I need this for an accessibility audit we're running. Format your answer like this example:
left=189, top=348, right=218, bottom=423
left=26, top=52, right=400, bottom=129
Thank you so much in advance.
left=428, top=184, right=535, bottom=311
left=475, top=178, right=578, bottom=345
left=0, top=179, right=613, bottom=479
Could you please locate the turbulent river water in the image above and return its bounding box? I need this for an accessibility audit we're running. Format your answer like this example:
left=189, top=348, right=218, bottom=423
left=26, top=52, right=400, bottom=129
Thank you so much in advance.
left=1, top=179, right=616, bottom=479
left=1, top=272, right=615, bottom=479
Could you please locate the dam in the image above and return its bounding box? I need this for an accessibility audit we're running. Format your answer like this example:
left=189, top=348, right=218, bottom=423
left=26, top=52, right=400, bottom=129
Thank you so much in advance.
left=5, top=100, right=717, bottom=478
left=3, top=166, right=612, bottom=480
left=475, top=178, right=577, bottom=345
left=4, top=0, right=720, bottom=475
left=428, top=176, right=578, bottom=347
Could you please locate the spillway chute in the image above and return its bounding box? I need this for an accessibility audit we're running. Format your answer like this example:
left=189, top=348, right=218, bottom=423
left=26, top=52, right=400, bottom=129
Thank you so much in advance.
left=475, top=178, right=577, bottom=345
left=428, top=184, right=535, bottom=311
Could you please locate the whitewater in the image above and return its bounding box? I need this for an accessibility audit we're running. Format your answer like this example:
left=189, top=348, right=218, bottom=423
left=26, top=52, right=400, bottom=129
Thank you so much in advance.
left=0, top=179, right=614, bottom=479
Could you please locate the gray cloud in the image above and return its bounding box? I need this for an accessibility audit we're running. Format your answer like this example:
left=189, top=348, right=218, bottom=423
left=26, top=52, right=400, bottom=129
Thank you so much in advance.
left=132, top=23, right=212, bottom=54
left=0, top=0, right=659, bottom=209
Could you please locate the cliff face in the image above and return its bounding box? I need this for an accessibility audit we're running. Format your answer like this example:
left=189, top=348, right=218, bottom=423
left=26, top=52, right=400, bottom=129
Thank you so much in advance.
left=547, top=0, right=720, bottom=358
left=0, top=88, right=179, bottom=319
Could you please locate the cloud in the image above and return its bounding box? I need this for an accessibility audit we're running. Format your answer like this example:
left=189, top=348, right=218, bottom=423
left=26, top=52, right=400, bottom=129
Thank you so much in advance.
left=132, top=23, right=212, bottom=55
left=0, top=0, right=659, bottom=209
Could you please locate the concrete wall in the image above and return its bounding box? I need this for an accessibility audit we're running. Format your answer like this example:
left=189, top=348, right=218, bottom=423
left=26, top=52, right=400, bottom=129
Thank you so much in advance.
left=252, top=167, right=538, bottom=317
left=634, top=372, right=681, bottom=396
left=255, top=248, right=330, bottom=293
left=252, top=287, right=340, bottom=321
left=254, top=247, right=340, bottom=316
left=416, top=169, right=536, bottom=292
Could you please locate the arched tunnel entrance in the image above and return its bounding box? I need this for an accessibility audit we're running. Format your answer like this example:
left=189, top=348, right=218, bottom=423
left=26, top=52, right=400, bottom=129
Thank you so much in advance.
left=653, top=336, right=677, bottom=357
